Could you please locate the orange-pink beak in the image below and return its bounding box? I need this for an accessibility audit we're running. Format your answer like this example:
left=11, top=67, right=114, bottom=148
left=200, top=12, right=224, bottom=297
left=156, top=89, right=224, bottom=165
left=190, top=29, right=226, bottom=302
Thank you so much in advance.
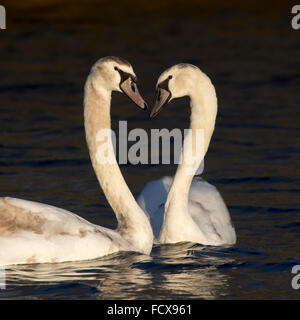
left=150, top=87, right=171, bottom=118
left=120, top=77, right=147, bottom=110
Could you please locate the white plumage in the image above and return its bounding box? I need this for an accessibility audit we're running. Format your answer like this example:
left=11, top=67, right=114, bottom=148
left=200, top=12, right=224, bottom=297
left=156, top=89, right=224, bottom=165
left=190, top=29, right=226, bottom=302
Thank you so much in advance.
left=138, top=176, right=236, bottom=245
left=0, top=197, right=131, bottom=266
left=138, top=63, right=236, bottom=245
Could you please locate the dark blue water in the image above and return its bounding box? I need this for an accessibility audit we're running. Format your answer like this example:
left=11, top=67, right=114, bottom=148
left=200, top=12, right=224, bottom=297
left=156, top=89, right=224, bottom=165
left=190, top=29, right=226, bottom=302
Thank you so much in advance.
left=0, top=2, right=299, bottom=299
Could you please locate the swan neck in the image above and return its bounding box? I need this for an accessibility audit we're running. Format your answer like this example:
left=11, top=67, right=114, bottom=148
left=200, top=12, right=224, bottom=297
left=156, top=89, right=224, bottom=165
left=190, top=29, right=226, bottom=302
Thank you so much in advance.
left=83, top=77, right=153, bottom=253
left=165, top=79, right=217, bottom=218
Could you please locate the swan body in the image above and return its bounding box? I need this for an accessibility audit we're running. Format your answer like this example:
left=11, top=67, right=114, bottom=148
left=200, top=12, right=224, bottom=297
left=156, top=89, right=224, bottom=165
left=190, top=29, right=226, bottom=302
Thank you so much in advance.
left=138, top=63, right=236, bottom=245
left=137, top=176, right=235, bottom=245
left=0, top=197, right=134, bottom=265
left=0, top=56, right=153, bottom=266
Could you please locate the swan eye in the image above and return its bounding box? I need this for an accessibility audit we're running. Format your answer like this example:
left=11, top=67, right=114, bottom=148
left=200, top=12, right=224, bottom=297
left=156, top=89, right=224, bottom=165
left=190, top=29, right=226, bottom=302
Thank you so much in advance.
left=114, top=66, right=119, bottom=71
left=168, top=75, right=173, bottom=79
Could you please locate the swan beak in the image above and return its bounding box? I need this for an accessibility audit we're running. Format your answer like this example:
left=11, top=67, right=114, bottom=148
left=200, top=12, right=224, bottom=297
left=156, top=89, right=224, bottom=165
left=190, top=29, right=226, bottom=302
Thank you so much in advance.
left=120, top=78, right=147, bottom=110
left=150, top=88, right=171, bottom=119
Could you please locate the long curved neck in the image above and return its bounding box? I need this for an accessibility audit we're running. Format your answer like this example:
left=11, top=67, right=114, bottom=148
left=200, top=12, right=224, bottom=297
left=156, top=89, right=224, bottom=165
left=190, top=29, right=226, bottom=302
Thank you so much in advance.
left=164, top=78, right=217, bottom=221
left=83, top=78, right=153, bottom=253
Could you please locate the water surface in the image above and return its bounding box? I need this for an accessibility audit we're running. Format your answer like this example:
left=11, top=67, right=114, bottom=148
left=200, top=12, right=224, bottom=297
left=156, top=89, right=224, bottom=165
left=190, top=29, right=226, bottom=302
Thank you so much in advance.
left=0, top=2, right=299, bottom=299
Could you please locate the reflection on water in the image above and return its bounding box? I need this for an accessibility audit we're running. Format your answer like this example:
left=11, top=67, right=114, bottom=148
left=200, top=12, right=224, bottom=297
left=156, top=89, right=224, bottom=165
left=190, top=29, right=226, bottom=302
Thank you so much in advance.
left=2, top=243, right=233, bottom=299
left=148, top=243, right=232, bottom=299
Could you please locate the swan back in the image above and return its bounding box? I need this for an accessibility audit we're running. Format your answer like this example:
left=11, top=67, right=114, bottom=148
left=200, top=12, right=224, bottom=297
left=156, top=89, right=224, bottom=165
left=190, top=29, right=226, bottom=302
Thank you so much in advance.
left=0, top=197, right=132, bottom=265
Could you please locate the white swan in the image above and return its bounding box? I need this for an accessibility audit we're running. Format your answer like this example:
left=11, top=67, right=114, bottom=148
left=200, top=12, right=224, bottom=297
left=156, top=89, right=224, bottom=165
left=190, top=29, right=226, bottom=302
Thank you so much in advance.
left=0, top=56, right=153, bottom=266
left=137, top=63, right=236, bottom=245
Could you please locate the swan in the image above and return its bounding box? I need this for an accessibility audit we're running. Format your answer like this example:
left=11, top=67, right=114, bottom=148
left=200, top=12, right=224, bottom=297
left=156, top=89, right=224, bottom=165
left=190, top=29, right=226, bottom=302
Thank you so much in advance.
left=137, top=63, right=236, bottom=245
left=0, top=56, right=153, bottom=266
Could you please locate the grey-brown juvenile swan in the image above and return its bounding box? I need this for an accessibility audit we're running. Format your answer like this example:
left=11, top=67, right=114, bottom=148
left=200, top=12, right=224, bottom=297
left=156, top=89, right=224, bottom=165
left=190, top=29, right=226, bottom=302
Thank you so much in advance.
left=0, top=57, right=153, bottom=266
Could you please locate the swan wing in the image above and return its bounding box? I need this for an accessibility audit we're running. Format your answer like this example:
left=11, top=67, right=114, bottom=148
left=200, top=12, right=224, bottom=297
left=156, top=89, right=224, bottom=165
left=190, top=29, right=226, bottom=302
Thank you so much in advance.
left=188, top=177, right=236, bottom=245
left=138, top=176, right=236, bottom=245
left=0, top=197, right=131, bottom=266
left=137, top=176, right=172, bottom=239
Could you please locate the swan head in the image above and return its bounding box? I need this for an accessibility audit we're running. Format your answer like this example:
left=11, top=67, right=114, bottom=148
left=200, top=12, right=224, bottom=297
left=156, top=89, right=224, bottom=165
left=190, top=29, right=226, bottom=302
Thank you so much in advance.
left=89, top=56, right=147, bottom=110
left=150, top=63, right=206, bottom=118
